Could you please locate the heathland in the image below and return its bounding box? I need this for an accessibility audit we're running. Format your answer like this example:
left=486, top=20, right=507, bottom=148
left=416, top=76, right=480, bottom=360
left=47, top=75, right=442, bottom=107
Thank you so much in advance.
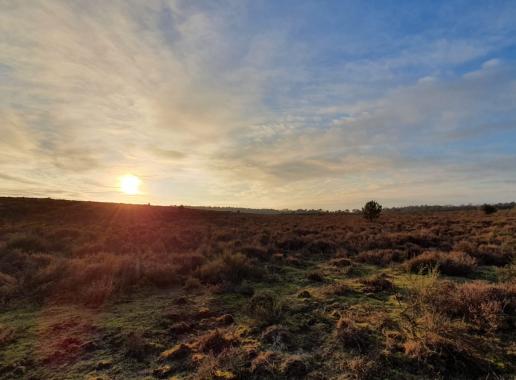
left=0, top=197, right=515, bottom=379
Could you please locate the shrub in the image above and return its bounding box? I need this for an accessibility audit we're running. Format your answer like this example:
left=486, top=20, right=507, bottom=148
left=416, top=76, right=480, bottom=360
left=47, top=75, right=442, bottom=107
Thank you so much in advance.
left=142, top=261, right=181, bottom=288
left=0, top=324, right=15, bottom=346
left=197, top=252, right=262, bottom=284
left=362, top=200, right=382, bottom=222
left=174, top=253, right=204, bottom=274
left=403, top=251, right=442, bottom=273
left=440, top=251, right=477, bottom=276
left=471, top=244, right=512, bottom=266
left=426, top=280, right=516, bottom=332
left=304, top=240, right=336, bottom=254
left=276, top=237, right=307, bottom=251
left=335, top=315, right=370, bottom=352
left=280, top=354, right=310, bottom=378
left=404, top=251, right=477, bottom=276
left=356, top=249, right=405, bottom=266
left=240, top=246, right=269, bottom=261
left=184, top=276, right=202, bottom=290
left=346, top=355, right=380, bottom=380
left=0, top=272, right=17, bottom=303
left=323, top=281, right=350, bottom=296
left=481, top=204, right=497, bottom=215
left=4, top=233, right=49, bottom=253
left=397, top=270, right=488, bottom=377
left=306, top=271, right=325, bottom=282
left=360, top=274, right=394, bottom=293
left=497, top=259, right=516, bottom=282
left=197, top=330, right=234, bottom=354
left=247, top=291, right=284, bottom=325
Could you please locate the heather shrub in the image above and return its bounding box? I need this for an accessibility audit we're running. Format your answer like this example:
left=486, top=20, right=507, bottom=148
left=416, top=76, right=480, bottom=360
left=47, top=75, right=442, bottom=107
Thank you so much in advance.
left=440, top=251, right=478, bottom=276
left=304, top=239, right=336, bottom=254
left=335, top=315, right=370, bottom=352
left=58, top=253, right=142, bottom=305
left=247, top=291, right=284, bottom=325
left=323, top=281, right=350, bottom=296
left=427, top=280, right=516, bottom=332
left=197, top=251, right=262, bottom=284
left=240, top=245, right=269, bottom=261
left=0, top=324, right=15, bottom=346
left=143, top=261, right=182, bottom=288
left=497, top=259, right=516, bottom=282
left=404, top=251, right=477, bottom=276
left=4, top=233, right=49, bottom=253
left=346, top=355, right=380, bottom=380
left=397, top=270, right=488, bottom=377
left=356, top=249, right=405, bottom=266
left=173, top=253, right=204, bottom=274
left=184, top=276, right=202, bottom=290
left=0, top=272, right=17, bottom=303
left=306, top=270, right=325, bottom=282
left=276, top=236, right=307, bottom=251
left=360, top=274, right=394, bottom=293
left=453, top=240, right=476, bottom=254
left=471, top=244, right=512, bottom=266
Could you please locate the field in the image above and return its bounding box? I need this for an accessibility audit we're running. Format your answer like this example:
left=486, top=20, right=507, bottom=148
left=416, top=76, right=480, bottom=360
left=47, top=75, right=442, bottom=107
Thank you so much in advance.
left=0, top=197, right=515, bottom=380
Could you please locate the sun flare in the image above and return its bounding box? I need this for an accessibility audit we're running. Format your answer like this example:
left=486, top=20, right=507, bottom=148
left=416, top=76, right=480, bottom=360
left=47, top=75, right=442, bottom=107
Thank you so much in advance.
left=119, top=175, right=141, bottom=195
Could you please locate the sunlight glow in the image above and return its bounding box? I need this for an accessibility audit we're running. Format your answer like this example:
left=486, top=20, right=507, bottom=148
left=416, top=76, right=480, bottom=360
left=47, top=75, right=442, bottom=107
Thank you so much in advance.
left=119, top=175, right=141, bottom=195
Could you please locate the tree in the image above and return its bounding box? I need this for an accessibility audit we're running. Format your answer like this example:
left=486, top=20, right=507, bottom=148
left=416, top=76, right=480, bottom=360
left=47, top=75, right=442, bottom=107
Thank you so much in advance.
left=362, top=200, right=382, bottom=221
left=481, top=204, right=497, bottom=215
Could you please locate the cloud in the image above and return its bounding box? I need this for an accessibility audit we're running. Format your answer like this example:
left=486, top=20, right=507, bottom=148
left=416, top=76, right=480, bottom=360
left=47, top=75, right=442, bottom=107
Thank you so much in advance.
left=0, top=1, right=515, bottom=208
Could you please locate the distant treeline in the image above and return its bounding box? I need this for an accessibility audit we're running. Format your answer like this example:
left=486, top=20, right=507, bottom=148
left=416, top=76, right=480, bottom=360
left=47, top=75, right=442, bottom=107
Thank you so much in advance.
left=191, top=202, right=516, bottom=215
left=1, top=197, right=514, bottom=216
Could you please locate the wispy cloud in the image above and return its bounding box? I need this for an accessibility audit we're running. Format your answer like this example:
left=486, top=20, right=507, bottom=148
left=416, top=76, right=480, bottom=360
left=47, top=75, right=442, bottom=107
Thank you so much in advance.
left=1, top=1, right=515, bottom=208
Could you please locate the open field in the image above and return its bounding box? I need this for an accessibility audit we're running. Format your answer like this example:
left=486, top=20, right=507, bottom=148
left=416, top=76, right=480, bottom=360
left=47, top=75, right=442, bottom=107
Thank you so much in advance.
left=0, top=197, right=515, bottom=380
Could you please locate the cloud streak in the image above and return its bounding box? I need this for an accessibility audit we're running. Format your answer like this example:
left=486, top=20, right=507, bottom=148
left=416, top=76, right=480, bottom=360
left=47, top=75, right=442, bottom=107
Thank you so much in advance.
left=1, top=0, right=515, bottom=209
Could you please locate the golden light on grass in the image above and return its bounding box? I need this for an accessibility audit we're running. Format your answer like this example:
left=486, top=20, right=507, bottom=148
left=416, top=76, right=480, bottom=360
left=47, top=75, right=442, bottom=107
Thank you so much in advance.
left=119, top=174, right=141, bottom=195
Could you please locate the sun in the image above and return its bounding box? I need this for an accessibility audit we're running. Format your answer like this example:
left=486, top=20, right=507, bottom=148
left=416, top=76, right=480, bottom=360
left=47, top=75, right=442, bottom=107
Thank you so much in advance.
left=119, top=175, right=141, bottom=195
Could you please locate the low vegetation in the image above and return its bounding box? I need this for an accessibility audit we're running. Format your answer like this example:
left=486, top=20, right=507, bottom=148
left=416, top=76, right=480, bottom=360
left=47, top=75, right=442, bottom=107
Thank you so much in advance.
left=0, top=197, right=515, bottom=379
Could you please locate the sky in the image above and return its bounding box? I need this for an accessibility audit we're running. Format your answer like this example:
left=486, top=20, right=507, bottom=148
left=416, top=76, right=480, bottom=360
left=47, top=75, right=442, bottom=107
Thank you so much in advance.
left=1, top=0, right=516, bottom=210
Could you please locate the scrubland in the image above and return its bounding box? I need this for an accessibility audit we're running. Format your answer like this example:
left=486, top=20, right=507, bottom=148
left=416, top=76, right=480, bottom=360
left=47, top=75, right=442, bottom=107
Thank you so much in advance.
left=0, top=197, right=515, bottom=379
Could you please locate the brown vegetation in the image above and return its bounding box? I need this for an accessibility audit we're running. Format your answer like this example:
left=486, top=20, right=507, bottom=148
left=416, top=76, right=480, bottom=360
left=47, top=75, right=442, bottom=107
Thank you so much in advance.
left=0, top=197, right=515, bottom=379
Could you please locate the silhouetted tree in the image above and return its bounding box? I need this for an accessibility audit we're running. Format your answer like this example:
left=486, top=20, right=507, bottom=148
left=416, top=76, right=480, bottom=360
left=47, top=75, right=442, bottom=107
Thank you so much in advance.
left=481, top=204, right=497, bottom=215
left=362, top=200, right=382, bottom=221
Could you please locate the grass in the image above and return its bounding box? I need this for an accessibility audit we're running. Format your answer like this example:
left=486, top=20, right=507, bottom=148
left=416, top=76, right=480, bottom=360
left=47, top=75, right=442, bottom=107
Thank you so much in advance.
left=0, top=197, right=515, bottom=379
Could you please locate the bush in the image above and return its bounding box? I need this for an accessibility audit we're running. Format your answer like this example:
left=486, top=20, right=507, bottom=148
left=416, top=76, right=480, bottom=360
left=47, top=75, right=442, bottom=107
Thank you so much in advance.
left=397, top=270, right=489, bottom=377
left=356, top=249, right=405, bottom=266
left=306, top=271, right=325, bottom=282
left=440, top=251, right=478, bottom=276
left=471, top=244, right=512, bottom=266
left=360, top=274, right=394, bottom=293
left=197, top=252, right=262, bottom=284
left=426, top=280, right=516, bottom=332
left=362, top=200, right=382, bottom=222
left=0, top=272, right=17, bottom=303
left=335, top=315, right=370, bottom=352
left=404, top=251, right=477, bottom=276
left=323, top=281, right=350, bottom=296
left=247, top=291, right=284, bottom=325
left=481, top=204, right=497, bottom=215
left=5, top=233, right=49, bottom=253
